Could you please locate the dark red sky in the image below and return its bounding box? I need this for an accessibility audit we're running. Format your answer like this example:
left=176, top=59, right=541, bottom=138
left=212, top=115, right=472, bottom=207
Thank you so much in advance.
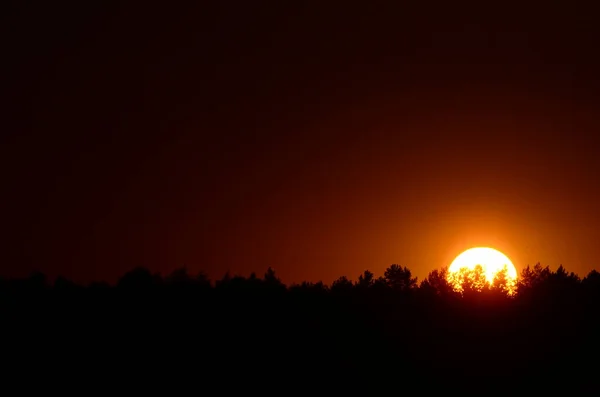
left=2, top=1, right=600, bottom=284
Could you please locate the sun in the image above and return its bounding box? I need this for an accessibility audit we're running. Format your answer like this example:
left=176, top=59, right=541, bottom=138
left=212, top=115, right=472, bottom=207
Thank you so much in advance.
left=447, top=247, right=518, bottom=293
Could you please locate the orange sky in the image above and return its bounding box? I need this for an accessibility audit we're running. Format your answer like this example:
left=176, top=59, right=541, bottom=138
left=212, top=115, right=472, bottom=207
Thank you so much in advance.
left=2, top=2, right=600, bottom=284
left=195, top=89, right=599, bottom=285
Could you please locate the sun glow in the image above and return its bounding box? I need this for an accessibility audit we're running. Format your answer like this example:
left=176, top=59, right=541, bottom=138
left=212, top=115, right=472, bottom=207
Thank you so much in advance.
left=447, top=247, right=518, bottom=294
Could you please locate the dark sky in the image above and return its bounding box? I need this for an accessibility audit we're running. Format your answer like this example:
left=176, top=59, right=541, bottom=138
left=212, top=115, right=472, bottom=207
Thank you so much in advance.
left=2, top=1, right=600, bottom=284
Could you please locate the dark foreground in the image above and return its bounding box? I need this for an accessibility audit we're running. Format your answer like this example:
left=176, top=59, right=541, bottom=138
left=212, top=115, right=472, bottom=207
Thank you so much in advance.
left=2, top=267, right=599, bottom=393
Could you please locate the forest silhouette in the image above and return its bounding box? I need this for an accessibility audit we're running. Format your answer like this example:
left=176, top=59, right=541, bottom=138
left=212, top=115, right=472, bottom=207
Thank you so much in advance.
left=2, top=263, right=599, bottom=392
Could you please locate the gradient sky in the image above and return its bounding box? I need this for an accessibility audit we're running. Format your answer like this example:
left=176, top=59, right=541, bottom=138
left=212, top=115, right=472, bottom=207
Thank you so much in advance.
left=2, top=1, right=600, bottom=284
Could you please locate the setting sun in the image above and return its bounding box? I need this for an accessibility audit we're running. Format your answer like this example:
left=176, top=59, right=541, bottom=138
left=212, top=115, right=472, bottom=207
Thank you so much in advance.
left=447, top=247, right=518, bottom=293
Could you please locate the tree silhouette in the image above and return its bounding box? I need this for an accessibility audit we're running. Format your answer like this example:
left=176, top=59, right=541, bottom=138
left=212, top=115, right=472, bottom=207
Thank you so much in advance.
left=331, top=276, right=353, bottom=293
left=582, top=269, right=600, bottom=292
left=264, top=267, right=285, bottom=290
left=290, top=280, right=329, bottom=294
left=26, top=271, right=48, bottom=291
left=117, top=267, right=161, bottom=290
left=215, top=271, right=232, bottom=289
left=582, top=269, right=600, bottom=307
left=551, top=265, right=580, bottom=288
left=384, top=264, right=418, bottom=291
left=419, top=267, right=453, bottom=297
left=165, top=267, right=193, bottom=285
left=446, top=265, right=489, bottom=294
left=54, top=276, right=78, bottom=291
left=490, top=265, right=516, bottom=296
left=1, top=260, right=599, bottom=392
left=356, top=270, right=374, bottom=289
left=371, top=276, right=388, bottom=291
left=518, top=262, right=551, bottom=291
left=195, top=271, right=211, bottom=288
left=583, top=269, right=600, bottom=286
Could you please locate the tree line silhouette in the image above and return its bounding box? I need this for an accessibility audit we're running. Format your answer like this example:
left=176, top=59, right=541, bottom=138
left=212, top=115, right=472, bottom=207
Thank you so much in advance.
left=2, top=263, right=599, bottom=392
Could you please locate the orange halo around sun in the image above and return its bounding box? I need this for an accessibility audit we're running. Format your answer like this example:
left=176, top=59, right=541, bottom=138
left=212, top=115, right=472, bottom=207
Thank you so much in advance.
left=447, top=247, right=518, bottom=293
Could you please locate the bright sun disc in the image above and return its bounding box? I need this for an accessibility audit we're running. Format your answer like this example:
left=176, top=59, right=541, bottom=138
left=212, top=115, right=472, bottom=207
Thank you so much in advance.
left=448, top=247, right=517, bottom=292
